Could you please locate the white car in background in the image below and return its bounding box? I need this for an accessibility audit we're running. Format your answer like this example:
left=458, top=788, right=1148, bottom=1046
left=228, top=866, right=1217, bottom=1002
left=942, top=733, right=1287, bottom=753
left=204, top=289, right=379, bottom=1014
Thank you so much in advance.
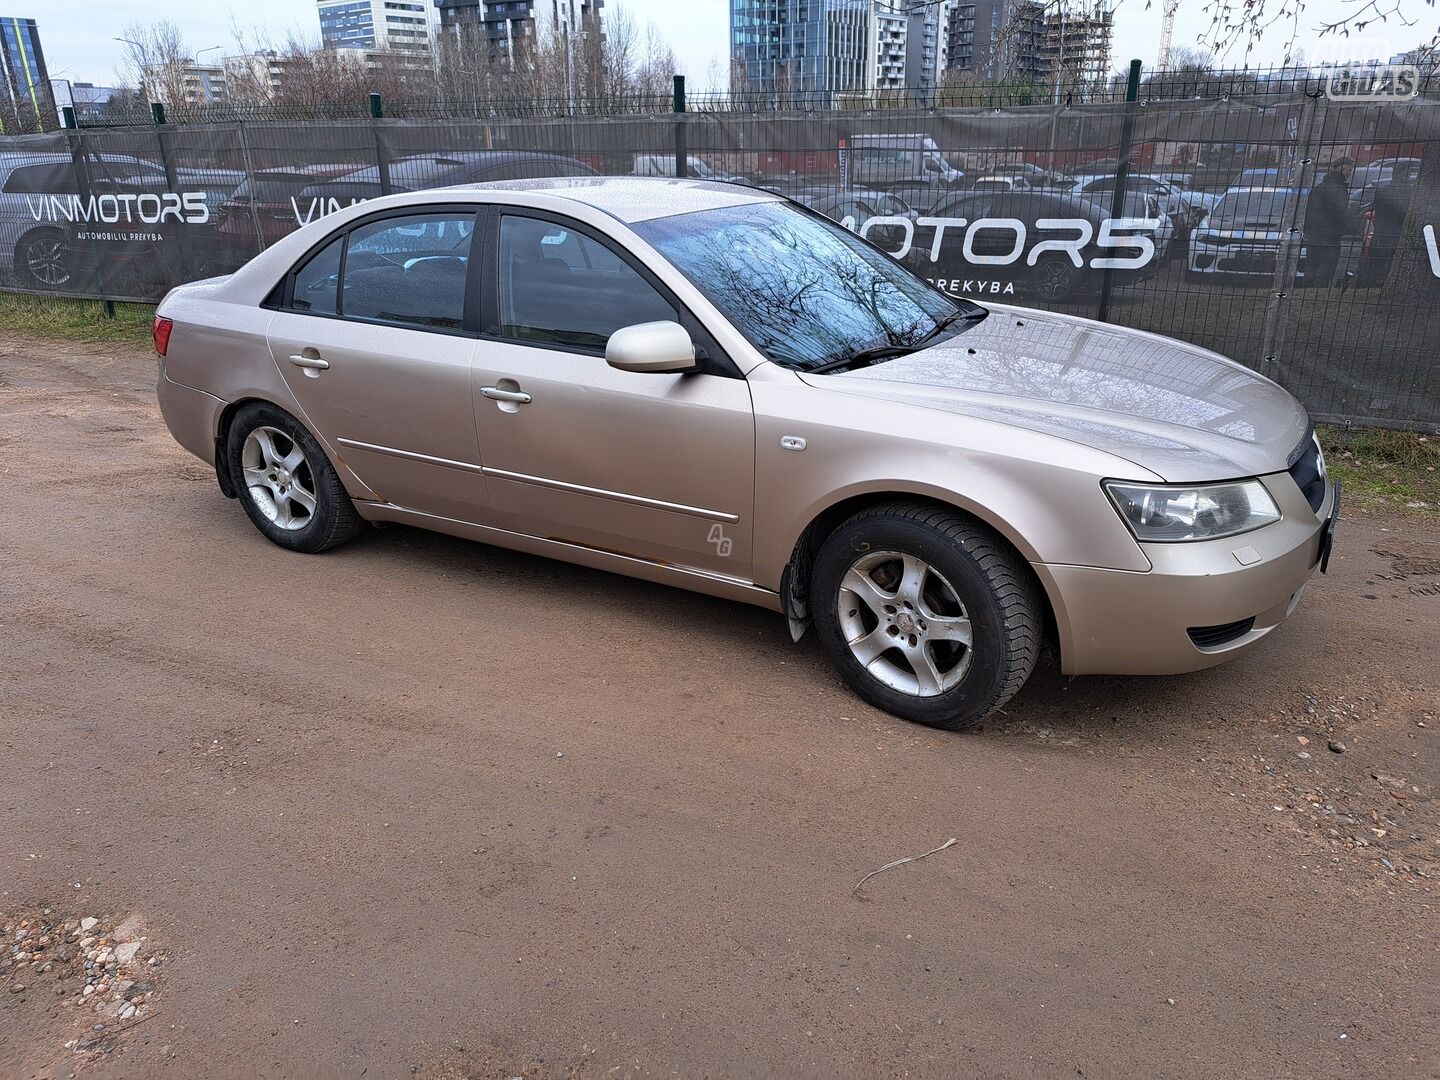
left=1188, top=187, right=1304, bottom=279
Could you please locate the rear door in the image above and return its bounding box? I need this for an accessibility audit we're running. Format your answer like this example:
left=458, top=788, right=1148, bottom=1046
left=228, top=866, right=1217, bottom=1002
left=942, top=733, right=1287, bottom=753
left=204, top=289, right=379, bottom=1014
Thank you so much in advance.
left=266, top=208, right=492, bottom=523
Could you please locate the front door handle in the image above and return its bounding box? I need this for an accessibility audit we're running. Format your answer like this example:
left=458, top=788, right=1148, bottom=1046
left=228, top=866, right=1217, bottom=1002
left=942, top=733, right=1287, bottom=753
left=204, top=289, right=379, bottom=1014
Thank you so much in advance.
left=287, top=350, right=329, bottom=371
left=480, top=386, right=532, bottom=404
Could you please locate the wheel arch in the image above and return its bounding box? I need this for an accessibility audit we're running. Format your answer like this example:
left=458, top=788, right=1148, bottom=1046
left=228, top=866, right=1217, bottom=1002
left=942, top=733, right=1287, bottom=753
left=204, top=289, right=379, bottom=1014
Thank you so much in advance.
left=213, top=396, right=378, bottom=504
left=780, top=489, right=1060, bottom=658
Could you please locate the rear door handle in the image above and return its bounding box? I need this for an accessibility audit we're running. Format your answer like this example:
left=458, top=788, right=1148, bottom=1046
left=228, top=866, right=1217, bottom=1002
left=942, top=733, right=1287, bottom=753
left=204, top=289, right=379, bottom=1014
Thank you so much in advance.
left=480, top=386, right=531, bottom=404
left=287, top=351, right=329, bottom=371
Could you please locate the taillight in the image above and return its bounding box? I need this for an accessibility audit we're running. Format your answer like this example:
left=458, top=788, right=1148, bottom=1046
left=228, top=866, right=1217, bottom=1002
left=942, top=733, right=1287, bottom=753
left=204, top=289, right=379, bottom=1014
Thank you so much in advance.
left=153, top=315, right=173, bottom=356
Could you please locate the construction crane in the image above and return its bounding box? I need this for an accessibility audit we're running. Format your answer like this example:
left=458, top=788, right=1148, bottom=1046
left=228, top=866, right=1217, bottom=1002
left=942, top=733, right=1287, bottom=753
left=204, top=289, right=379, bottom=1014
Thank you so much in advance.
left=1156, top=0, right=1178, bottom=72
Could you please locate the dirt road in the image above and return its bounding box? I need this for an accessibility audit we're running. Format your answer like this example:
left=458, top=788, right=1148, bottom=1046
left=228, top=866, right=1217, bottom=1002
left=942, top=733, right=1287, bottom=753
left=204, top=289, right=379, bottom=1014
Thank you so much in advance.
left=1, top=338, right=1435, bottom=1079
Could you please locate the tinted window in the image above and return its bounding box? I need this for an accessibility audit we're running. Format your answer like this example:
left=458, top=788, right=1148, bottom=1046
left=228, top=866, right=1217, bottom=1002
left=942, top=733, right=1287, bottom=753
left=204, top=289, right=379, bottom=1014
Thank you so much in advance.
left=499, top=215, right=677, bottom=351
left=3, top=163, right=77, bottom=194
left=341, top=213, right=474, bottom=330
left=290, top=235, right=343, bottom=315
left=635, top=201, right=971, bottom=371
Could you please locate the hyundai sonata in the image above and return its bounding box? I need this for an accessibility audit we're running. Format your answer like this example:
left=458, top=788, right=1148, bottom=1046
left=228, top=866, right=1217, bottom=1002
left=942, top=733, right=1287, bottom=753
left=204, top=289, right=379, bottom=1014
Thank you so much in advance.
left=154, top=177, right=1338, bottom=730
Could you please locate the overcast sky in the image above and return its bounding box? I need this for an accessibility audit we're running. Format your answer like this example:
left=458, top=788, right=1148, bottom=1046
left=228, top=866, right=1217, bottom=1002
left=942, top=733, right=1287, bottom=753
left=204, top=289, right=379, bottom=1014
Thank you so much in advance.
left=35, top=0, right=1438, bottom=90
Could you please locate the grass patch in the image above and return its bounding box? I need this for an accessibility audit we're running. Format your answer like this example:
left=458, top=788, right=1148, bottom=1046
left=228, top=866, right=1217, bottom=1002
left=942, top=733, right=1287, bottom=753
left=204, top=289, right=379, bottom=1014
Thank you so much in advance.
left=0, top=292, right=154, bottom=347
left=1319, top=424, right=1439, bottom=519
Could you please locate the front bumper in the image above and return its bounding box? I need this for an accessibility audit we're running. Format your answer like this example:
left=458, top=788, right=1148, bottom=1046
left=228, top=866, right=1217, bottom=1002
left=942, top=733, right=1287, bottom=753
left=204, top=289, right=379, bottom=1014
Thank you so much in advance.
left=1034, top=473, right=1334, bottom=676
left=1188, top=239, right=1311, bottom=277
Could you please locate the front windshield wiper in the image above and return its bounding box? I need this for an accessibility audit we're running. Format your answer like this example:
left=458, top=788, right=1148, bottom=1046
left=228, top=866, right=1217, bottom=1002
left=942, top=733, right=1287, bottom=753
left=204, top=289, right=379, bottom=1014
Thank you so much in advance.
left=916, top=306, right=986, bottom=347
left=809, top=307, right=987, bottom=375
left=808, top=344, right=917, bottom=374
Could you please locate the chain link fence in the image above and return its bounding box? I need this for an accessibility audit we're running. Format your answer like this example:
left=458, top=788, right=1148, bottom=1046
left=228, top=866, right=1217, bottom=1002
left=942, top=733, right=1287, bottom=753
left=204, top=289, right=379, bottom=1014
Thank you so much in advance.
left=2, top=82, right=1437, bottom=429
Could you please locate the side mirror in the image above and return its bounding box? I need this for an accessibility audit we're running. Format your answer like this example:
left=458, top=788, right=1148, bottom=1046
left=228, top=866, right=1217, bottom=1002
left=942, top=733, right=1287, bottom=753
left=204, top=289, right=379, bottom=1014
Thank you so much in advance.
left=923, top=157, right=941, bottom=173
left=606, top=321, right=698, bottom=374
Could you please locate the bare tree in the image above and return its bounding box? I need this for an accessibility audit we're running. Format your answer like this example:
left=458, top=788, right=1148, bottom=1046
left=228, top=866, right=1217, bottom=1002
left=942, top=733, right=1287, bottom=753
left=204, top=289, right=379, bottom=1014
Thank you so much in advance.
left=115, top=20, right=192, bottom=106
left=111, top=9, right=679, bottom=114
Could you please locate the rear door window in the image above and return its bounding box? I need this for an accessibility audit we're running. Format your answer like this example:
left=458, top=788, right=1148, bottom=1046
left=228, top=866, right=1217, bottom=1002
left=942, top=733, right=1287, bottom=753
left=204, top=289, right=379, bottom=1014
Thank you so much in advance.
left=341, top=213, right=475, bottom=330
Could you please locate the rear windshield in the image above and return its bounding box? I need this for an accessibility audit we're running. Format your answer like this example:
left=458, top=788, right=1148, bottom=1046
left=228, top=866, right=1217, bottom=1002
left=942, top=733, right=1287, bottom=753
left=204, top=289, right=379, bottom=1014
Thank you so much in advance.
left=231, top=174, right=319, bottom=202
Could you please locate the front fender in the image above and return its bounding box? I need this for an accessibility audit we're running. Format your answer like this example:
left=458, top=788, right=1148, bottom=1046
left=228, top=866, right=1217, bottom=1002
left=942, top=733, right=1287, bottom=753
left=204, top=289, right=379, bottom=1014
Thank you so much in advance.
left=748, top=375, right=1153, bottom=593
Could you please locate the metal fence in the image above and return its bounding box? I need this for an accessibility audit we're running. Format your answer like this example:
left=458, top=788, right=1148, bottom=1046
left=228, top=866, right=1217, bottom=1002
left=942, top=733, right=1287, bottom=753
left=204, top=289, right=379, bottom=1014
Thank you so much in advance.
left=2, top=80, right=1438, bottom=430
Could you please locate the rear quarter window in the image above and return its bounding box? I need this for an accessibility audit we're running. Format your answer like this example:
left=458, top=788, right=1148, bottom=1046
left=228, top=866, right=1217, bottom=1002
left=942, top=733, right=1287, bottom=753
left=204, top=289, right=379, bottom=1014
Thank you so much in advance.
left=289, top=236, right=343, bottom=316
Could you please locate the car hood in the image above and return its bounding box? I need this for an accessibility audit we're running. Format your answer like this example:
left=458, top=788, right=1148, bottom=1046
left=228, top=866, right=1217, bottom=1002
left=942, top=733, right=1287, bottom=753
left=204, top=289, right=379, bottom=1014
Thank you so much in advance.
left=799, top=306, right=1309, bottom=482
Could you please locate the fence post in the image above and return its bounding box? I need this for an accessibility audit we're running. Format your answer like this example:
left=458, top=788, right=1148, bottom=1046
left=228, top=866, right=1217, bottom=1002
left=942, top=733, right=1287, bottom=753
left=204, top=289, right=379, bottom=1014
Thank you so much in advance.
left=1096, top=58, right=1142, bottom=323
left=151, top=101, right=179, bottom=189
left=235, top=120, right=267, bottom=254
left=151, top=99, right=184, bottom=287
left=1259, top=94, right=1322, bottom=383
left=673, top=75, right=688, bottom=179
left=63, top=127, right=113, bottom=303
left=370, top=92, right=393, bottom=196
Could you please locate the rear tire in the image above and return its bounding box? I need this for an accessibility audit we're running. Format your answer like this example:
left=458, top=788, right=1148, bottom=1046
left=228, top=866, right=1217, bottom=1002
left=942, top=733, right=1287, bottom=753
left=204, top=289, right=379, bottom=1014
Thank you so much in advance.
left=811, top=503, right=1042, bottom=730
left=224, top=402, right=364, bottom=553
left=1032, top=254, right=1082, bottom=302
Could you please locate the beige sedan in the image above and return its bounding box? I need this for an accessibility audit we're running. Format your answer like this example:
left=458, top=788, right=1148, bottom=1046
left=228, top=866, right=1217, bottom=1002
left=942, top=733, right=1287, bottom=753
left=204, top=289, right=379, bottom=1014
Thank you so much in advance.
left=154, top=177, right=1338, bottom=730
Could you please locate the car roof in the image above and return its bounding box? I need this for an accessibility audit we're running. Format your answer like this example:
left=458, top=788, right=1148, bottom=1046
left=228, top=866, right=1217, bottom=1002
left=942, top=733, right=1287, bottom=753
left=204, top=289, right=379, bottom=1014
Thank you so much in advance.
left=465, top=176, right=781, bottom=223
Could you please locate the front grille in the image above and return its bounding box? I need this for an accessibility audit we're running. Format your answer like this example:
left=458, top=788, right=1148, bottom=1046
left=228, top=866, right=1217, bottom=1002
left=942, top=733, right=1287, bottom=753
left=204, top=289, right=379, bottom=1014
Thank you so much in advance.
left=1287, top=431, right=1327, bottom=513
left=1188, top=617, right=1256, bottom=649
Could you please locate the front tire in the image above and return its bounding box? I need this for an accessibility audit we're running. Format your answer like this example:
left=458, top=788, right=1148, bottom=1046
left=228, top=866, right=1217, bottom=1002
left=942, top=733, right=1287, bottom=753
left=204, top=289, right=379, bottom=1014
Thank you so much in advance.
left=224, top=402, right=364, bottom=553
left=14, top=229, right=72, bottom=290
left=811, top=503, right=1042, bottom=730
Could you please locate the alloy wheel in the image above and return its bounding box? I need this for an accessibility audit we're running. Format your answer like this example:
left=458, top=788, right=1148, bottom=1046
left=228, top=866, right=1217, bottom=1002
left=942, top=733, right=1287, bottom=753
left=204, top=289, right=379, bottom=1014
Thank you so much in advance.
left=1035, top=259, right=1077, bottom=301
left=23, top=235, right=71, bottom=287
left=241, top=426, right=317, bottom=531
left=837, top=550, right=973, bottom=697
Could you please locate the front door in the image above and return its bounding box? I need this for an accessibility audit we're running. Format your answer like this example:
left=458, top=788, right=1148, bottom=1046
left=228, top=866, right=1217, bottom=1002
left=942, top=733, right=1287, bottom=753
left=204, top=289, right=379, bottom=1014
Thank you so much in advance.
left=266, top=210, right=490, bottom=523
left=470, top=211, right=755, bottom=580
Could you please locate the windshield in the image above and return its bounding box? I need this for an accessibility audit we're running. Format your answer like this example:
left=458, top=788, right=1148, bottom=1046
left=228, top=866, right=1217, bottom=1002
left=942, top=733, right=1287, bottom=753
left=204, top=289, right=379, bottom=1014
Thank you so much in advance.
left=634, top=201, right=980, bottom=371
left=1209, top=190, right=1297, bottom=229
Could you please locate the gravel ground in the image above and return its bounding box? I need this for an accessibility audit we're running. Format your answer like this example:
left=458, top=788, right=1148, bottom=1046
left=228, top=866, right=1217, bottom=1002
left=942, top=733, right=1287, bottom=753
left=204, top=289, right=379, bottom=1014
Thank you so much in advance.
left=0, top=338, right=1435, bottom=1079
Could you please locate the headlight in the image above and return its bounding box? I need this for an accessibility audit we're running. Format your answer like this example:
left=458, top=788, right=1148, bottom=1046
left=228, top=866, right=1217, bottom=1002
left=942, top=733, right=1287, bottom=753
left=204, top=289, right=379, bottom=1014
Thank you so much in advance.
left=1104, top=479, right=1280, bottom=542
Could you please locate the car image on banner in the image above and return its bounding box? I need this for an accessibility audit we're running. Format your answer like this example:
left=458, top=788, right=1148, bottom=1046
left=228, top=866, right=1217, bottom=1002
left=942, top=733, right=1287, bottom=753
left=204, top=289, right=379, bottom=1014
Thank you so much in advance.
left=2, top=151, right=241, bottom=294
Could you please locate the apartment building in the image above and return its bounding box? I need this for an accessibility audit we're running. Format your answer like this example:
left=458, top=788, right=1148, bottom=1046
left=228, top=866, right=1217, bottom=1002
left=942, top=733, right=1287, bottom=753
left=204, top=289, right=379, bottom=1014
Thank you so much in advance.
left=732, top=0, right=947, bottom=94
left=317, top=0, right=434, bottom=52
left=436, top=0, right=603, bottom=58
